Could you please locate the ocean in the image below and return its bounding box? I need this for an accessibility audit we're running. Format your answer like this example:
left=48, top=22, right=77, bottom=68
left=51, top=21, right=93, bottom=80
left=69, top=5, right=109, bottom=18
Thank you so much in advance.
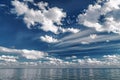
left=0, top=68, right=120, bottom=80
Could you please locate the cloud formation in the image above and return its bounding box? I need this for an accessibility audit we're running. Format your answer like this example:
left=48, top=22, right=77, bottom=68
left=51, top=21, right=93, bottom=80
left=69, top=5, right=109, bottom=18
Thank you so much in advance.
left=54, top=29, right=120, bottom=49
left=7, top=0, right=120, bottom=68
left=11, top=0, right=66, bottom=34
left=0, top=55, right=18, bottom=62
left=0, top=54, right=120, bottom=68
left=11, top=0, right=81, bottom=44
left=40, top=35, right=59, bottom=43
left=78, top=0, right=120, bottom=34
left=0, top=46, right=47, bottom=59
left=59, top=27, right=80, bottom=34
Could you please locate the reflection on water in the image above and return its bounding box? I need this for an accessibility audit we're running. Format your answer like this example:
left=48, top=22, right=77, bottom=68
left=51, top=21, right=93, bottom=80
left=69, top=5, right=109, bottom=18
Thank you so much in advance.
left=0, top=68, right=120, bottom=80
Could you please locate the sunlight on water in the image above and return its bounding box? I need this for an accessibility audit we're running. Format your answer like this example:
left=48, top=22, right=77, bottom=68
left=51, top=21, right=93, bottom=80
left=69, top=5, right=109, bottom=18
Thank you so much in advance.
left=0, top=68, right=120, bottom=80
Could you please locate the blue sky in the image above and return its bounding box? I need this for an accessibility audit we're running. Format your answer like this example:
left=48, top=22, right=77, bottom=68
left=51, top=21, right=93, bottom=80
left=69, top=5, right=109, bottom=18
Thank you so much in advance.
left=0, top=0, right=95, bottom=50
left=0, top=0, right=120, bottom=66
left=0, top=0, right=96, bottom=51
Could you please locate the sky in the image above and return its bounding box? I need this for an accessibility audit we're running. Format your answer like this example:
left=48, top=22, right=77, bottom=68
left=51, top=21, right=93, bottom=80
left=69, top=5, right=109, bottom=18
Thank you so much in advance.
left=0, top=0, right=120, bottom=67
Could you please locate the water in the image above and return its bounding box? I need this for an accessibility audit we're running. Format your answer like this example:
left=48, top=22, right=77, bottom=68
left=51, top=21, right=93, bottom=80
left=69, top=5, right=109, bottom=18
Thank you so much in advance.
left=0, top=68, right=120, bottom=80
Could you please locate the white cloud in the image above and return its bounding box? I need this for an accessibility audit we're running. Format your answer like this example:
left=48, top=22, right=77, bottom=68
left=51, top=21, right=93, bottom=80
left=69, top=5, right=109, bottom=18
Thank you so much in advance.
left=0, top=53, right=120, bottom=68
left=0, top=46, right=48, bottom=59
left=59, top=27, right=80, bottom=33
left=0, top=55, right=18, bottom=62
left=11, top=0, right=66, bottom=34
left=11, top=0, right=28, bottom=16
left=40, top=35, right=59, bottom=43
left=37, top=1, right=48, bottom=10
left=78, top=0, right=120, bottom=34
left=44, top=54, right=120, bottom=67
left=21, top=49, right=47, bottom=59
left=55, top=32, right=120, bottom=48
left=11, top=0, right=81, bottom=35
left=46, top=57, right=63, bottom=64
left=90, top=34, right=97, bottom=39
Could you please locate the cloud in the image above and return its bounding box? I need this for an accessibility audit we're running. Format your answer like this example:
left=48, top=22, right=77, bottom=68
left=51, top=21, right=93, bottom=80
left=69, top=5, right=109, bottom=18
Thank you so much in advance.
left=0, top=46, right=48, bottom=59
left=40, top=35, right=59, bottom=43
left=26, top=54, right=120, bottom=67
left=0, top=4, right=6, bottom=7
left=54, top=32, right=120, bottom=48
left=11, top=0, right=81, bottom=44
left=0, top=55, right=18, bottom=62
left=40, top=27, right=80, bottom=43
left=0, top=47, right=120, bottom=68
left=11, top=0, right=66, bottom=34
left=11, top=0, right=28, bottom=16
left=59, top=27, right=80, bottom=33
left=90, top=34, right=97, bottom=39
left=59, top=29, right=95, bottom=42
left=77, top=0, right=120, bottom=34
left=11, top=0, right=81, bottom=34
left=23, top=0, right=34, bottom=2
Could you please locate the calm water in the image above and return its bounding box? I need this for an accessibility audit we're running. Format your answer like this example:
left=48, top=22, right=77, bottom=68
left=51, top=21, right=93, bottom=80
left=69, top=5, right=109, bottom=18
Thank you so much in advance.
left=0, top=68, right=120, bottom=80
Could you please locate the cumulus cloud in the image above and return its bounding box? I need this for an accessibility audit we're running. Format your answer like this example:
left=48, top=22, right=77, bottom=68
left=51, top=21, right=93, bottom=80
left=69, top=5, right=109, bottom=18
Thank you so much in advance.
left=11, top=0, right=81, bottom=44
left=0, top=54, right=120, bottom=68
left=11, top=0, right=66, bottom=34
left=40, top=35, right=59, bottom=43
left=0, top=46, right=47, bottom=59
left=11, top=0, right=81, bottom=34
left=78, top=0, right=120, bottom=34
left=36, top=54, right=120, bottom=67
left=59, top=27, right=80, bottom=33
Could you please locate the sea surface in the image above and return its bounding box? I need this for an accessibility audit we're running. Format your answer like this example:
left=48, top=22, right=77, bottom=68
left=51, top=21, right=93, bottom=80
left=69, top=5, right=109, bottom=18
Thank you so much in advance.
left=0, top=68, right=120, bottom=80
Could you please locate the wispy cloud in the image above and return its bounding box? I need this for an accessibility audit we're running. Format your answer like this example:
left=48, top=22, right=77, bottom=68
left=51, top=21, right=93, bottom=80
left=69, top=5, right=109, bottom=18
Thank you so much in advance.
left=49, top=42, right=120, bottom=54
left=55, top=33, right=120, bottom=48
left=0, top=4, right=6, bottom=7
left=23, top=0, right=34, bottom=2
left=60, top=29, right=96, bottom=42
